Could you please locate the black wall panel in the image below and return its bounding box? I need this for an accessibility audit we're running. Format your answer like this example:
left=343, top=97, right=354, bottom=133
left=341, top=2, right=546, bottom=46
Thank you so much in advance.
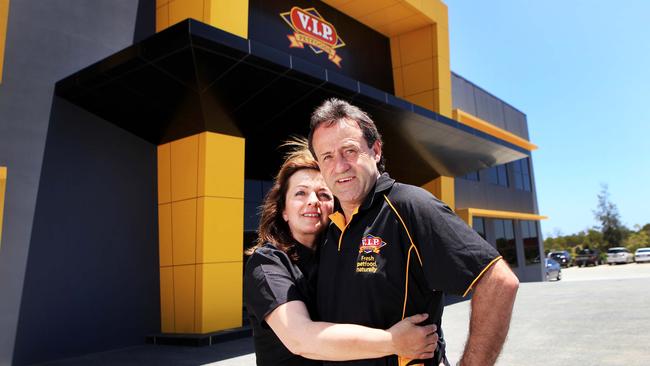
left=12, top=99, right=159, bottom=365
left=249, top=0, right=394, bottom=92
left=0, top=1, right=154, bottom=364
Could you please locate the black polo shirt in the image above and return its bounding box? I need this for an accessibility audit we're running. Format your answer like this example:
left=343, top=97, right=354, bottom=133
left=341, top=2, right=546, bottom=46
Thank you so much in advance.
left=244, top=243, right=321, bottom=366
left=317, top=173, right=501, bottom=366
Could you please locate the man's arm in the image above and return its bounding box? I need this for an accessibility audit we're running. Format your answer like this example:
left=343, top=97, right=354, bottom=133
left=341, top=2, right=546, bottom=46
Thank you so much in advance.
left=458, top=259, right=519, bottom=366
left=266, top=300, right=438, bottom=361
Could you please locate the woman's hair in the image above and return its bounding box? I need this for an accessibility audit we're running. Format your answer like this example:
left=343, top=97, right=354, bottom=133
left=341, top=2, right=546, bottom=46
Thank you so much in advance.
left=246, top=137, right=321, bottom=259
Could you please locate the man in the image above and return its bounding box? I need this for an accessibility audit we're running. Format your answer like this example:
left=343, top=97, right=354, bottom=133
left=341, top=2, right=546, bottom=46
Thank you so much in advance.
left=308, top=99, right=519, bottom=366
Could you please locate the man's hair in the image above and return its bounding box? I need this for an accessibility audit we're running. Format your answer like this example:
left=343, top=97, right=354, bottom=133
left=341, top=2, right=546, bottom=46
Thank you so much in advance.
left=307, top=98, right=385, bottom=173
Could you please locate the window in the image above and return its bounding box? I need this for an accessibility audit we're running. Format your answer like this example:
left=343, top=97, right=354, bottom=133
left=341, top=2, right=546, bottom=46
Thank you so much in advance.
left=511, top=158, right=531, bottom=191
left=521, top=220, right=540, bottom=264
left=494, top=219, right=517, bottom=267
left=244, top=179, right=272, bottom=231
left=472, top=217, right=486, bottom=240
left=486, top=164, right=508, bottom=187
left=460, top=171, right=479, bottom=181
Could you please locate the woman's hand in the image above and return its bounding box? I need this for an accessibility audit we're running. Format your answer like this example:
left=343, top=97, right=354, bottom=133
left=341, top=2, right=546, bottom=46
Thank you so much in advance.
left=387, top=313, right=438, bottom=360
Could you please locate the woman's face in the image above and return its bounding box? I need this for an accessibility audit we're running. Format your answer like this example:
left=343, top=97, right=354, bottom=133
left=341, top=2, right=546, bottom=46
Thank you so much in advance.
left=282, top=169, right=334, bottom=247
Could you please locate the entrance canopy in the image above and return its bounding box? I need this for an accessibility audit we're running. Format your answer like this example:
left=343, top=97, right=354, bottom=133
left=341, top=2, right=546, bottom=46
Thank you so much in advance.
left=56, top=20, right=528, bottom=185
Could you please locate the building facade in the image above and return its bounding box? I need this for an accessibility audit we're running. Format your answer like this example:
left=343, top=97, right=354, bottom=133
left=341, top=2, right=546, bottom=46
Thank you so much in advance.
left=0, top=0, right=544, bottom=364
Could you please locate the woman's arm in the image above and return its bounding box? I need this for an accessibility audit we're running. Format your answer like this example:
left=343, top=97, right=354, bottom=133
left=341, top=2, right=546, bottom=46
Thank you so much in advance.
left=265, top=300, right=437, bottom=361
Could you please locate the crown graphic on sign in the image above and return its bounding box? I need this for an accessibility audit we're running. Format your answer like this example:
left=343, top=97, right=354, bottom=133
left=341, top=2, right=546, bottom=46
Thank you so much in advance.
left=279, top=7, right=346, bottom=67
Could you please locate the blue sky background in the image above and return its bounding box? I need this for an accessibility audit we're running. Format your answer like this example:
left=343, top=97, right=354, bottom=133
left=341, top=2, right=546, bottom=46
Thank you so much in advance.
left=444, top=0, right=650, bottom=237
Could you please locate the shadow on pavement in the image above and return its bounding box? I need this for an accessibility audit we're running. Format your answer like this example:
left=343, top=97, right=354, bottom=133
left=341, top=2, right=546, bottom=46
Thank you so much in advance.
left=36, top=338, right=255, bottom=366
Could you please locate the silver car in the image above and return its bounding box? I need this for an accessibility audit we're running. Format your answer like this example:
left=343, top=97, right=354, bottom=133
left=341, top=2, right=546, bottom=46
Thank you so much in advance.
left=544, top=258, right=562, bottom=281
left=607, top=247, right=634, bottom=264
left=635, top=248, right=650, bottom=263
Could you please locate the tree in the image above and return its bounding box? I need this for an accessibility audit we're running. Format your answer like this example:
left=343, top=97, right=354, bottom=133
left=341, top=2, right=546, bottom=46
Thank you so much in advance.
left=593, top=184, right=627, bottom=248
left=623, top=225, right=650, bottom=252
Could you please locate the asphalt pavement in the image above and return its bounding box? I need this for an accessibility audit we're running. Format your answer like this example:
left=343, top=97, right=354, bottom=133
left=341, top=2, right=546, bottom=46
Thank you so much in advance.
left=39, top=263, right=650, bottom=366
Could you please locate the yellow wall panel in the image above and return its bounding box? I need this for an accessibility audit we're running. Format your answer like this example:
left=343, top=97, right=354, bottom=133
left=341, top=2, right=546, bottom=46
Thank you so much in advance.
left=198, top=132, right=245, bottom=199
left=173, top=265, right=196, bottom=333
left=157, top=0, right=170, bottom=8
left=389, top=36, right=401, bottom=68
left=392, top=67, right=404, bottom=97
left=432, top=25, right=449, bottom=59
left=0, top=0, right=9, bottom=84
left=378, top=14, right=429, bottom=37
left=196, top=197, right=243, bottom=264
left=159, top=266, right=175, bottom=333
left=456, top=208, right=547, bottom=227
left=405, top=90, right=434, bottom=110
left=433, top=87, right=452, bottom=118
left=157, top=143, right=171, bottom=204
left=171, top=198, right=197, bottom=266
left=0, top=167, right=6, bottom=247
left=358, top=3, right=413, bottom=28
left=195, top=262, right=243, bottom=333
left=418, top=0, right=448, bottom=28
left=433, top=55, right=451, bottom=92
left=421, top=176, right=455, bottom=211
left=457, top=209, right=471, bottom=227
left=339, top=1, right=375, bottom=19
left=170, top=134, right=199, bottom=202
left=207, top=0, right=249, bottom=39
left=323, top=0, right=356, bottom=8
left=156, top=3, right=170, bottom=33
left=453, top=109, right=538, bottom=151
left=169, top=0, right=205, bottom=26
left=158, top=203, right=173, bottom=267
left=401, top=58, right=433, bottom=96
left=398, top=26, right=432, bottom=66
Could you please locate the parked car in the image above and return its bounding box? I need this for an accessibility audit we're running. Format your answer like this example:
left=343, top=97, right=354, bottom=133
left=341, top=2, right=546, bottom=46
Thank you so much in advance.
left=548, top=250, right=573, bottom=267
left=607, top=247, right=634, bottom=265
left=635, top=248, right=650, bottom=263
left=544, top=258, right=562, bottom=281
left=575, top=248, right=601, bottom=267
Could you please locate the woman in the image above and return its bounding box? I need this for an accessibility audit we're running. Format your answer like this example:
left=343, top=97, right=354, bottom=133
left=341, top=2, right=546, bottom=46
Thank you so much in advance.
left=244, top=140, right=437, bottom=365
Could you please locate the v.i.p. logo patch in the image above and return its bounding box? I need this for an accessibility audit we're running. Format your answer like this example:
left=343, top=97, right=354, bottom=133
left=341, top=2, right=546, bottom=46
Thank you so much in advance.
left=356, top=234, right=387, bottom=273
left=359, top=234, right=387, bottom=254
left=279, top=7, right=346, bottom=67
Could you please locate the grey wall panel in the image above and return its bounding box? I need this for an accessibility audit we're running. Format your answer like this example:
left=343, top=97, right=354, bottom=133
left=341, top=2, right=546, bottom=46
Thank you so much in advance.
left=0, top=1, right=154, bottom=364
left=503, top=104, right=523, bottom=138
left=451, top=72, right=530, bottom=140
left=455, top=176, right=536, bottom=213
left=451, top=73, right=477, bottom=115
left=474, top=88, right=505, bottom=130
left=12, top=98, right=159, bottom=365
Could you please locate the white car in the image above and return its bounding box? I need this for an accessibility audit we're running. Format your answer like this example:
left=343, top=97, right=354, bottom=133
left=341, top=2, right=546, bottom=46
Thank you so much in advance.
left=607, top=247, right=634, bottom=264
left=635, top=248, right=650, bottom=263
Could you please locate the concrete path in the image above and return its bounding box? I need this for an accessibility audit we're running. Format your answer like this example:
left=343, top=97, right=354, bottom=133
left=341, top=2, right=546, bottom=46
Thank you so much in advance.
left=39, top=263, right=650, bottom=366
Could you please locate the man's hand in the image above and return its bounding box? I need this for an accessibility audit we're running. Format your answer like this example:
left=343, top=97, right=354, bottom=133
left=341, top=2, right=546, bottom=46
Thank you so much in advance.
left=459, top=259, right=519, bottom=366
left=388, top=313, right=438, bottom=359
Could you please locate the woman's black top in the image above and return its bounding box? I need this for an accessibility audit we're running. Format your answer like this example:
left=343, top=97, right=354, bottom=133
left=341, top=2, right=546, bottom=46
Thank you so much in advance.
left=244, top=243, right=321, bottom=366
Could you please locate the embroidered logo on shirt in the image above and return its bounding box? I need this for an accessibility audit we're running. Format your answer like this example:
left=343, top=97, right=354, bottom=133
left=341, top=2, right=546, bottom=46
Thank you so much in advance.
left=358, top=234, right=387, bottom=254
left=356, top=235, right=386, bottom=274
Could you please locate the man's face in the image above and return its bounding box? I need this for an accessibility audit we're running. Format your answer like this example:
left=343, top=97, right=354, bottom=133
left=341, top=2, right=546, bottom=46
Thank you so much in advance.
left=312, top=118, right=381, bottom=210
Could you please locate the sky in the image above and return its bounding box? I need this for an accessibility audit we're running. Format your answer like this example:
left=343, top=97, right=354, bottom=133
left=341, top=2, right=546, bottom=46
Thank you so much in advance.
left=444, top=0, right=650, bottom=237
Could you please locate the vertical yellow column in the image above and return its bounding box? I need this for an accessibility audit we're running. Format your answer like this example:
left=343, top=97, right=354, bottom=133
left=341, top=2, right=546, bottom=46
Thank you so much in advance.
left=157, top=132, right=244, bottom=334
left=456, top=209, right=472, bottom=227
left=421, top=176, right=455, bottom=212
left=0, top=167, right=6, bottom=247
left=0, top=0, right=10, bottom=83
left=156, top=0, right=248, bottom=38
left=390, top=0, right=451, bottom=117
